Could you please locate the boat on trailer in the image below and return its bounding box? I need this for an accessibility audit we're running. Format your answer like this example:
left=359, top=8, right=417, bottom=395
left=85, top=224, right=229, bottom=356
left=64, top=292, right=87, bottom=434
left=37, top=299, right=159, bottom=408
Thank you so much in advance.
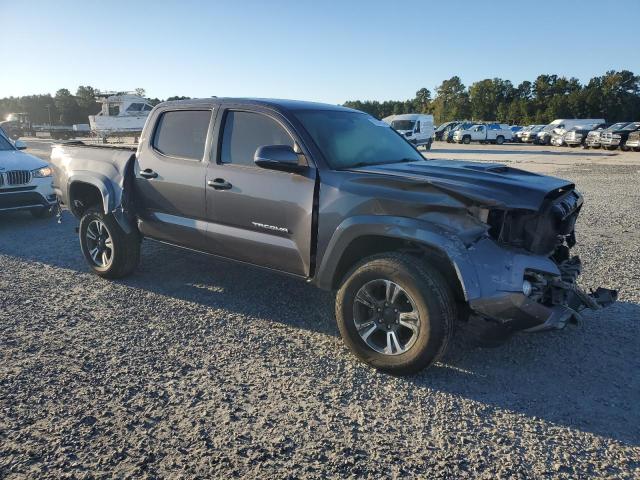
left=88, top=92, right=154, bottom=135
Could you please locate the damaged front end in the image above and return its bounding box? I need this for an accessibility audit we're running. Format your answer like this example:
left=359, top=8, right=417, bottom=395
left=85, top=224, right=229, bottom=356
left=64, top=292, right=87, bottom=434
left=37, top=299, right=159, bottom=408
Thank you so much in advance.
left=467, top=186, right=617, bottom=333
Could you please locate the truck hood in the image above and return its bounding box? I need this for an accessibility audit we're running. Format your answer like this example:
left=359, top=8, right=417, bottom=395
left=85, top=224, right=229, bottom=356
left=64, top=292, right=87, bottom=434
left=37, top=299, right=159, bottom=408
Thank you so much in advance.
left=351, top=159, right=574, bottom=210
left=0, top=150, right=48, bottom=171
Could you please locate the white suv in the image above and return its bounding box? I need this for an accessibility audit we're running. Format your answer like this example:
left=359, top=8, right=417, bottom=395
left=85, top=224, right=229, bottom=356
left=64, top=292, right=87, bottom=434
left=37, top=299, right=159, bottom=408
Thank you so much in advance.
left=0, top=130, right=57, bottom=217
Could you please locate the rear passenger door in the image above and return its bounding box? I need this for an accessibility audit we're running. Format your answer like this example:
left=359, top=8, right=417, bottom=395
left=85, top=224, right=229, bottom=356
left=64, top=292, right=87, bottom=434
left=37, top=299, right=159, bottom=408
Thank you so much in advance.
left=204, top=107, right=316, bottom=277
left=135, top=108, right=214, bottom=250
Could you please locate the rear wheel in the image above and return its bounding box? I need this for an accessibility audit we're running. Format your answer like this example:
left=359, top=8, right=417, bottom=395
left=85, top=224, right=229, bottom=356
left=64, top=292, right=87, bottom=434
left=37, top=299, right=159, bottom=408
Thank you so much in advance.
left=496, top=135, right=505, bottom=145
left=335, top=253, right=456, bottom=375
left=79, top=207, right=140, bottom=278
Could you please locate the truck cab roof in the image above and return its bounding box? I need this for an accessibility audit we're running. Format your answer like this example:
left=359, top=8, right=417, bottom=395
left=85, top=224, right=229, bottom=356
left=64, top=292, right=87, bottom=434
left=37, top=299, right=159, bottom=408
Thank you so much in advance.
left=159, top=97, right=360, bottom=114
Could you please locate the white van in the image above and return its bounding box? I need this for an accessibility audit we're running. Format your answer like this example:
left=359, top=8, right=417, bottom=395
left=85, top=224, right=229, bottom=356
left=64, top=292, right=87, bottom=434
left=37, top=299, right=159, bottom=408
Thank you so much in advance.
left=383, top=114, right=435, bottom=150
left=536, top=119, right=605, bottom=145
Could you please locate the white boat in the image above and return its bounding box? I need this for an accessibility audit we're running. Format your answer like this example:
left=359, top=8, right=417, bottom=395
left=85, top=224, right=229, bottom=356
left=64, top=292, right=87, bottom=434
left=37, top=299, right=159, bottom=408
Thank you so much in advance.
left=88, top=92, right=154, bottom=134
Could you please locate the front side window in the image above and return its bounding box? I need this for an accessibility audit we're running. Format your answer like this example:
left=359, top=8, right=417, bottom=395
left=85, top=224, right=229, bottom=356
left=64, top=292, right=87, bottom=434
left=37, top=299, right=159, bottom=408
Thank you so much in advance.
left=220, top=111, right=294, bottom=166
left=127, top=103, right=143, bottom=112
left=295, top=110, right=423, bottom=170
left=153, top=110, right=211, bottom=160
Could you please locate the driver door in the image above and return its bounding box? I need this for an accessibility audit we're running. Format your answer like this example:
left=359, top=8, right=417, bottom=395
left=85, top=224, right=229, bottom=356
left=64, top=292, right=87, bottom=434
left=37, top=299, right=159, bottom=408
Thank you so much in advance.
left=204, top=107, right=316, bottom=276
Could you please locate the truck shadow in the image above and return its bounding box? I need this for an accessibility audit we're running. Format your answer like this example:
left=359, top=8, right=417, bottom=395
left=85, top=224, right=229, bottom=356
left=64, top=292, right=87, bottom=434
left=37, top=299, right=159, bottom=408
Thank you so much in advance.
left=432, top=147, right=617, bottom=157
left=1, top=211, right=638, bottom=446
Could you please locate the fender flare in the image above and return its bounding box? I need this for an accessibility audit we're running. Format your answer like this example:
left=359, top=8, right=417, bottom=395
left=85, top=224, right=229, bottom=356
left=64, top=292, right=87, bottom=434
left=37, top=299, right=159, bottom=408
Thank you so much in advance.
left=67, top=173, right=134, bottom=233
left=313, top=215, right=562, bottom=303
left=313, top=215, right=482, bottom=299
left=67, top=172, right=115, bottom=214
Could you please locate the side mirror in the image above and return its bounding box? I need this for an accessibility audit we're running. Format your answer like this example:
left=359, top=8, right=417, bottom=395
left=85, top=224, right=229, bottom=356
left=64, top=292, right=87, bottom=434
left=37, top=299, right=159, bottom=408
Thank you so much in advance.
left=14, top=140, right=27, bottom=150
left=254, top=145, right=305, bottom=172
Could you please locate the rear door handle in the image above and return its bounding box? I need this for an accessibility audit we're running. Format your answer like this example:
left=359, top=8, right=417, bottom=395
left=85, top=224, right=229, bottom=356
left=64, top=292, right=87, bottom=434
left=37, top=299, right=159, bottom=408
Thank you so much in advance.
left=140, top=168, right=158, bottom=179
left=207, top=178, right=232, bottom=190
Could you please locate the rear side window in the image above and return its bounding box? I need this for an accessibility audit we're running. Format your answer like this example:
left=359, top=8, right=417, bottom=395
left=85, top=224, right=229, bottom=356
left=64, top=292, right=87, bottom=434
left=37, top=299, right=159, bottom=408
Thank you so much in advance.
left=153, top=110, right=211, bottom=160
left=220, top=111, right=293, bottom=166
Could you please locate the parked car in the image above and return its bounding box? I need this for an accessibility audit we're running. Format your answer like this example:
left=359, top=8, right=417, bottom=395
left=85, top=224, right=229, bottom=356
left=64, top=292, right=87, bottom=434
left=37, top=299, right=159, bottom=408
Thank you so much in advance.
left=452, top=123, right=513, bottom=144
left=509, top=126, right=523, bottom=141
left=600, top=122, right=640, bottom=150
left=586, top=122, right=629, bottom=149
left=446, top=122, right=474, bottom=142
left=520, top=125, right=545, bottom=143
left=564, top=123, right=606, bottom=147
left=550, top=128, right=567, bottom=147
left=0, top=130, right=57, bottom=217
left=513, top=125, right=531, bottom=143
left=434, top=121, right=460, bottom=141
left=536, top=119, right=606, bottom=145
left=383, top=114, right=434, bottom=150
left=50, top=98, right=616, bottom=375
left=552, top=122, right=604, bottom=147
left=624, top=129, right=640, bottom=152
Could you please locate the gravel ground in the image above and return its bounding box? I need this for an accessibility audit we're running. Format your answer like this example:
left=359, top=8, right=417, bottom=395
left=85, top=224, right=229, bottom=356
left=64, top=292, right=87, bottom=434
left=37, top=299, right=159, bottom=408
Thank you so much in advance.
left=1, top=152, right=639, bottom=478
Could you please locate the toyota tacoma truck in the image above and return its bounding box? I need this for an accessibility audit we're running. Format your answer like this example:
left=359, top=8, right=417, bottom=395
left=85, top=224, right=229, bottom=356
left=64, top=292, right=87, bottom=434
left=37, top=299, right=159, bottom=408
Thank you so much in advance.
left=50, top=98, right=617, bottom=375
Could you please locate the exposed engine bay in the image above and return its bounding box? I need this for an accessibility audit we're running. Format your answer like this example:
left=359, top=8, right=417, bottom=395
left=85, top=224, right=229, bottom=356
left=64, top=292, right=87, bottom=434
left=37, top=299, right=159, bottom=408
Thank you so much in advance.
left=479, top=186, right=617, bottom=332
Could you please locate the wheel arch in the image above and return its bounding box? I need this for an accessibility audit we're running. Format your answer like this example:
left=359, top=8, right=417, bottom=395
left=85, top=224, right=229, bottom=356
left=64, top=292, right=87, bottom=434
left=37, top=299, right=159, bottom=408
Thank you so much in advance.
left=68, top=176, right=113, bottom=217
left=313, top=216, right=478, bottom=302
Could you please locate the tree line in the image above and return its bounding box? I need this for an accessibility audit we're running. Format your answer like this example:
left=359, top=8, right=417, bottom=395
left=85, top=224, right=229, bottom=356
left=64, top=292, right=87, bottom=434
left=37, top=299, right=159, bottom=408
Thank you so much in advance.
left=344, top=70, right=640, bottom=125
left=2, top=70, right=638, bottom=127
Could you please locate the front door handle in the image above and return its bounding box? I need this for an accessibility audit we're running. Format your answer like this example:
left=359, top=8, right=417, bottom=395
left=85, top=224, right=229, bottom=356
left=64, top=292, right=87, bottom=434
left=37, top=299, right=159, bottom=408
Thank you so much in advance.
left=207, top=178, right=232, bottom=190
left=140, top=168, right=158, bottom=179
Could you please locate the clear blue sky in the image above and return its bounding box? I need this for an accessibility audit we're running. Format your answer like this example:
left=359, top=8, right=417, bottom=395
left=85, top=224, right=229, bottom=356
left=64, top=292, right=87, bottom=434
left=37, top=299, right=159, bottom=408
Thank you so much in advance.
left=1, top=0, right=638, bottom=103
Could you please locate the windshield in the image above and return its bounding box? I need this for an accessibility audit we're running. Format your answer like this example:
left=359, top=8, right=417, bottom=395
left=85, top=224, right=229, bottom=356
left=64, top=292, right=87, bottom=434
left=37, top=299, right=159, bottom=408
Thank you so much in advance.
left=0, top=130, right=15, bottom=151
left=390, top=120, right=415, bottom=131
left=295, top=110, right=423, bottom=169
left=435, top=122, right=454, bottom=132
left=453, top=122, right=473, bottom=131
left=542, top=123, right=561, bottom=132
left=621, top=122, right=640, bottom=131
left=606, top=122, right=629, bottom=131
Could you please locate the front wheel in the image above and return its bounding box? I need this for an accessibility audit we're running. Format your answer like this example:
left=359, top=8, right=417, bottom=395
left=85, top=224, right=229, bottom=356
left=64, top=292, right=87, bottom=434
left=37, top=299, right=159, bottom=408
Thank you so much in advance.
left=496, top=135, right=505, bottom=145
left=462, top=136, right=471, bottom=145
left=335, top=253, right=456, bottom=375
left=79, top=207, right=140, bottom=278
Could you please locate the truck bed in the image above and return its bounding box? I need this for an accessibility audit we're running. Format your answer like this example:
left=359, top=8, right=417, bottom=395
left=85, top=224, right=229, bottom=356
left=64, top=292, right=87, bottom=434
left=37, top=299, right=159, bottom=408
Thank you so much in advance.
left=50, top=141, right=136, bottom=215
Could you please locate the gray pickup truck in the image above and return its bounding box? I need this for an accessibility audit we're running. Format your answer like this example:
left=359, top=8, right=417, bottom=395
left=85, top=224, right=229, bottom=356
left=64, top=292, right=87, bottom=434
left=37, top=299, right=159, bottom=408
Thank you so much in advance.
left=50, top=98, right=616, bottom=375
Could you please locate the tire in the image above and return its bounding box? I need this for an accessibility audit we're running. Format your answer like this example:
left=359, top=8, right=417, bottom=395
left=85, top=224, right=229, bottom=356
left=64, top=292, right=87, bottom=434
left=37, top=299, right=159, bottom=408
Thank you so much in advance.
left=462, top=136, right=471, bottom=145
left=30, top=206, right=54, bottom=218
left=424, top=140, right=432, bottom=151
left=633, top=147, right=640, bottom=152
left=79, top=207, right=140, bottom=278
left=496, top=135, right=504, bottom=145
left=335, top=253, right=456, bottom=375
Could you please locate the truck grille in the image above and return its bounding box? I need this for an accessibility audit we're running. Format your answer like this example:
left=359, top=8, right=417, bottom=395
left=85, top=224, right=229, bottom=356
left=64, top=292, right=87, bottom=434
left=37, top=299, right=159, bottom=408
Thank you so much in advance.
left=1, top=170, right=32, bottom=186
